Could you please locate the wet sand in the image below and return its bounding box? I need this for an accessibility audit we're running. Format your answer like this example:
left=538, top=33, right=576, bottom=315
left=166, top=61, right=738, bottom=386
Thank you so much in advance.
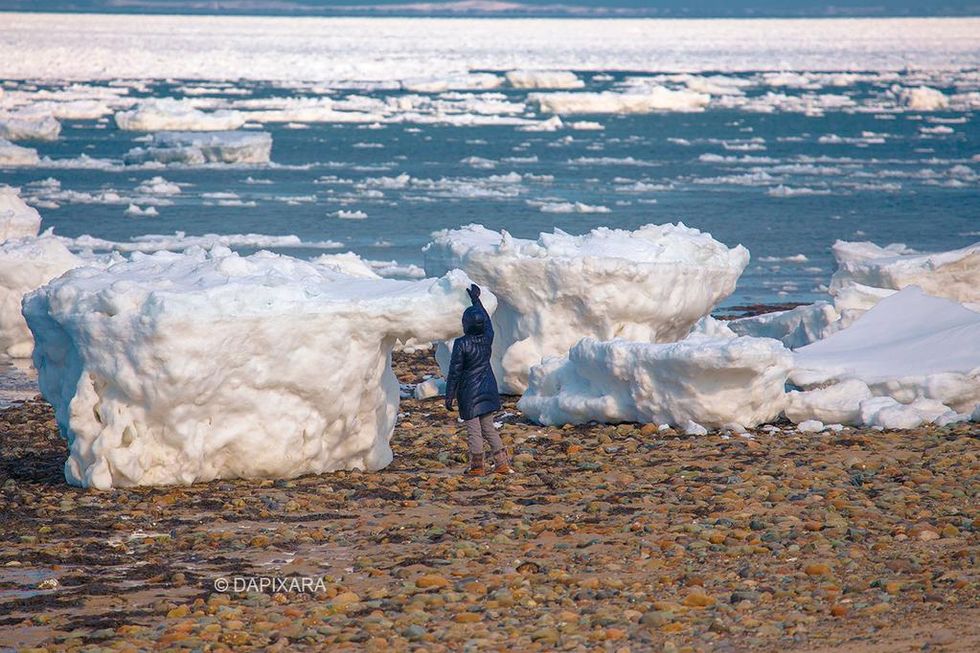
left=0, top=350, right=977, bottom=652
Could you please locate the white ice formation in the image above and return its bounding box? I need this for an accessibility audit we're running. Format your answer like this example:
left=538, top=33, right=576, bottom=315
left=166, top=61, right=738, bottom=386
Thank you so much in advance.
left=505, top=70, right=584, bottom=89
left=114, top=99, right=246, bottom=131
left=0, top=186, right=42, bottom=240
left=0, top=139, right=40, bottom=166
left=897, top=86, right=949, bottom=111
left=830, top=240, right=980, bottom=313
left=530, top=87, right=709, bottom=114
left=0, top=110, right=62, bottom=141
left=729, top=302, right=840, bottom=349
left=0, top=236, right=84, bottom=358
left=423, top=223, right=749, bottom=393
left=790, top=287, right=980, bottom=425
left=23, top=247, right=490, bottom=488
left=517, top=335, right=792, bottom=429
left=124, top=131, right=272, bottom=165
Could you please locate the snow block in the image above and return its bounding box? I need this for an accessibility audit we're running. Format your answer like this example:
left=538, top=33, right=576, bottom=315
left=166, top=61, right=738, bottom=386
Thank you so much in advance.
left=424, top=223, right=749, bottom=393
left=115, top=98, right=245, bottom=131
left=23, top=248, right=490, bottom=488
left=0, top=186, right=42, bottom=240
left=517, top=335, right=792, bottom=429
left=124, top=131, right=272, bottom=166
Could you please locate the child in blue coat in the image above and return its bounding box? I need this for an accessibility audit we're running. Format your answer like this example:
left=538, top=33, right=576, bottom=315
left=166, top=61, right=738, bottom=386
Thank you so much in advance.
left=445, top=284, right=510, bottom=475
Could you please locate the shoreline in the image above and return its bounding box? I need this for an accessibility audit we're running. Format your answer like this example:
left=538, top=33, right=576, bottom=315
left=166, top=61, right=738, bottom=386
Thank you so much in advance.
left=0, top=350, right=976, bottom=651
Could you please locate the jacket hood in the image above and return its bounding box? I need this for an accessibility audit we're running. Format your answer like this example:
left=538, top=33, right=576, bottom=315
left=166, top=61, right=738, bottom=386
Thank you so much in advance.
left=462, top=306, right=487, bottom=335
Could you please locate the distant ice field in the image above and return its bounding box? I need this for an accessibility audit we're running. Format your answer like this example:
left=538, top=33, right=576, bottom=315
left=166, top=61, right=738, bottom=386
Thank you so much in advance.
left=1, top=15, right=978, bottom=307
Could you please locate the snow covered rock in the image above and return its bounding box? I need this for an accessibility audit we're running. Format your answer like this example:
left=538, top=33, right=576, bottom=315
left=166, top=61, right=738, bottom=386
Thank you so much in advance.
left=0, top=186, right=42, bottom=240
left=0, top=139, right=40, bottom=166
left=898, top=86, right=949, bottom=111
left=0, top=110, right=62, bottom=141
left=518, top=335, right=792, bottom=429
left=424, top=223, right=749, bottom=393
left=790, top=287, right=980, bottom=422
left=729, top=301, right=840, bottom=349
left=23, top=247, right=490, bottom=488
left=114, top=99, right=245, bottom=131
left=0, top=235, right=84, bottom=358
left=124, top=131, right=272, bottom=166
left=506, top=70, right=584, bottom=89
left=530, top=87, right=709, bottom=114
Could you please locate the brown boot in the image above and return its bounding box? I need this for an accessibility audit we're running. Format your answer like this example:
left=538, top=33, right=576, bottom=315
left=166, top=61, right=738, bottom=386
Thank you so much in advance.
left=492, top=449, right=513, bottom=475
left=466, top=453, right=485, bottom=476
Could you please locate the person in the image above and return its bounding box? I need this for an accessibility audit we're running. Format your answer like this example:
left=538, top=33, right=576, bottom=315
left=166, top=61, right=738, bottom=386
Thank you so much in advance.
left=445, top=284, right=510, bottom=476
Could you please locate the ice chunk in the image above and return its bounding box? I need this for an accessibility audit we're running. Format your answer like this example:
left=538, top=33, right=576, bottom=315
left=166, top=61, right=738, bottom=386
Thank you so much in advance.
left=311, top=252, right=382, bottom=279
left=506, top=70, right=584, bottom=89
left=0, top=110, right=62, bottom=141
left=797, top=420, right=825, bottom=433
left=414, top=378, right=446, bottom=399
left=792, top=287, right=980, bottom=414
left=898, top=86, right=949, bottom=111
left=530, top=87, right=709, bottom=114
left=135, top=176, right=182, bottom=196
left=124, top=131, right=272, bottom=165
left=0, top=139, right=40, bottom=167
left=518, top=335, right=791, bottom=429
left=115, top=99, right=245, bottom=131
left=830, top=239, right=980, bottom=308
left=786, top=379, right=873, bottom=425
left=424, top=223, right=749, bottom=393
left=0, top=186, right=42, bottom=240
left=729, top=302, right=840, bottom=349
left=23, top=248, right=492, bottom=488
left=0, top=235, right=84, bottom=358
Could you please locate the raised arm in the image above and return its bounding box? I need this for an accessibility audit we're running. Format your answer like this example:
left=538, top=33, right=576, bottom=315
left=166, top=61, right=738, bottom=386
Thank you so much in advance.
left=466, top=283, right=493, bottom=342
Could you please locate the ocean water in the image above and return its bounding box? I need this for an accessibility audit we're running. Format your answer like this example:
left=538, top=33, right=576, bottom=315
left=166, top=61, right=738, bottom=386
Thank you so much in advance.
left=1, top=15, right=979, bottom=309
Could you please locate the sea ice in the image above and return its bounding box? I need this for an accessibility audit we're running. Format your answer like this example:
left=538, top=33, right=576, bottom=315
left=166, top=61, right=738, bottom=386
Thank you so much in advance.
left=517, top=335, right=792, bottom=429
left=423, top=223, right=749, bottom=393
left=729, top=302, right=840, bottom=349
left=0, top=138, right=40, bottom=166
left=505, top=70, right=584, bottom=89
left=830, top=239, right=980, bottom=310
left=115, top=99, right=246, bottom=131
left=791, top=287, right=980, bottom=418
left=23, top=247, right=492, bottom=488
left=0, top=110, right=62, bottom=141
left=0, top=186, right=42, bottom=240
left=123, top=131, right=272, bottom=166
left=0, top=235, right=84, bottom=358
left=898, top=86, right=949, bottom=111
left=530, top=87, right=709, bottom=114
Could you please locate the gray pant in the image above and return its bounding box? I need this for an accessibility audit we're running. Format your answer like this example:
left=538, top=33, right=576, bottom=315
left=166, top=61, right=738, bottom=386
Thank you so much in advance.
left=464, top=413, right=503, bottom=455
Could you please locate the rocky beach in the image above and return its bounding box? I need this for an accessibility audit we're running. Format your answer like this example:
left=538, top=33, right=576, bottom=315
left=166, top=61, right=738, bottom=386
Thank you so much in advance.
left=0, top=350, right=976, bottom=652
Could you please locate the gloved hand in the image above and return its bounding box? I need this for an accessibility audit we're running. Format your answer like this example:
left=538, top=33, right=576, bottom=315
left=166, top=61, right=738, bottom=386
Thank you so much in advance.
left=466, top=283, right=481, bottom=303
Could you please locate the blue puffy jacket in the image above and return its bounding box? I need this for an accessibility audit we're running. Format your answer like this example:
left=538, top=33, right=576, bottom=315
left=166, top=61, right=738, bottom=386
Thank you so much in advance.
left=445, top=294, right=501, bottom=420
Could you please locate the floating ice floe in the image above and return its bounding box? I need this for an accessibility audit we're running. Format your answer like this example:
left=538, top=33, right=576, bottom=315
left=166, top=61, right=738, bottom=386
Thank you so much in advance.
left=0, top=110, right=62, bottom=141
left=897, top=86, right=949, bottom=111
left=424, top=223, right=749, bottom=393
left=0, top=139, right=40, bottom=166
left=789, top=287, right=980, bottom=427
left=518, top=335, right=792, bottom=429
left=124, top=131, right=272, bottom=166
left=505, top=70, right=584, bottom=89
left=530, top=87, right=710, bottom=114
left=115, top=99, right=246, bottom=131
left=23, top=247, right=491, bottom=488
